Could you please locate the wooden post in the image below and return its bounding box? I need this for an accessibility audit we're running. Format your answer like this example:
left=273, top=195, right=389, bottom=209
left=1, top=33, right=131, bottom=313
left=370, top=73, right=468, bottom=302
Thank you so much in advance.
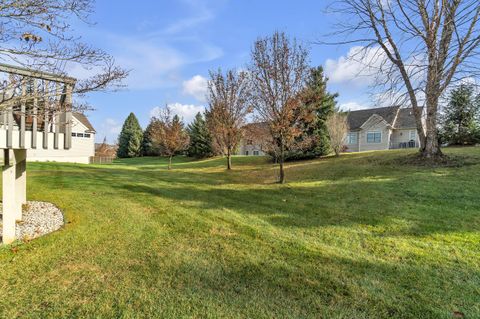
left=2, top=149, right=27, bottom=244
left=54, top=82, right=61, bottom=149
left=32, top=79, right=38, bottom=149
left=2, top=111, right=6, bottom=130
left=2, top=150, right=16, bottom=244
left=64, top=84, right=73, bottom=150
left=6, top=106, right=13, bottom=148
left=14, top=149, right=26, bottom=220
left=19, top=79, right=26, bottom=149
left=43, top=81, right=49, bottom=149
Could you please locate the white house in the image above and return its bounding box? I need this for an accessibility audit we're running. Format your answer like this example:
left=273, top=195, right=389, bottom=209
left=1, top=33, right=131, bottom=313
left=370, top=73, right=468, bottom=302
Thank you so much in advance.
left=345, top=106, right=423, bottom=152
left=238, top=122, right=269, bottom=156
left=237, top=106, right=424, bottom=156
left=0, top=112, right=95, bottom=164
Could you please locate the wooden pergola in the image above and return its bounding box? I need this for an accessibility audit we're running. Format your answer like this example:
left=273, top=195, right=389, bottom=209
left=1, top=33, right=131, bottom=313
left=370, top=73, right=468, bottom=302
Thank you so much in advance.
left=0, top=63, right=76, bottom=244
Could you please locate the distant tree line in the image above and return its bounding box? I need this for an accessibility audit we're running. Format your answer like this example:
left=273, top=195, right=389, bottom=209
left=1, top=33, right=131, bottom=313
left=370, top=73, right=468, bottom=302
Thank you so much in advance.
left=117, top=31, right=347, bottom=181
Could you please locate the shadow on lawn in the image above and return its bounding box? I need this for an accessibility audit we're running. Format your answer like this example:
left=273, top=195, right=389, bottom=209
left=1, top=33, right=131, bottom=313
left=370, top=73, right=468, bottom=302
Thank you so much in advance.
left=135, top=231, right=472, bottom=318
left=27, top=153, right=480, bottom=238
left=110, top=171, right=480, bottom=238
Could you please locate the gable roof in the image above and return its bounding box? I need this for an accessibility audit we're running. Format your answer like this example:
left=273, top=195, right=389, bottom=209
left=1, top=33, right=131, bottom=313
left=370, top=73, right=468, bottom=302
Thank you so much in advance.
left=394, top=108, right=420, bottom=129
left=73, top=112, right=95, bottom=132
left=347, top=106, right=400, bottom=130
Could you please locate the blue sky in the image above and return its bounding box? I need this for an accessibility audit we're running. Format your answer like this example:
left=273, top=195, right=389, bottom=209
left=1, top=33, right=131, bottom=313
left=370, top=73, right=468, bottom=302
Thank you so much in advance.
left=77, top=0, right=375, bottom=143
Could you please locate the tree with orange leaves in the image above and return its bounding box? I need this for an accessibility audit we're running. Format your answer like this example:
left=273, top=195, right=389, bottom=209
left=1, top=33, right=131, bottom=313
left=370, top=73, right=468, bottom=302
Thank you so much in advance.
left=249, top=32, right=313, bottom=183
left=152, top=107, right=189, bottom=170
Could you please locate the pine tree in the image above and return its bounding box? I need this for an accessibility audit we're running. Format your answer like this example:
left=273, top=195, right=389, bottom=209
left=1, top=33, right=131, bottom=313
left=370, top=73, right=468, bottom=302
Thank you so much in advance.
left=117, top=113, right=143, bottom=158
left=187, top=112, right=213, bottom=158
left=439, top=84, right=480, bottom=145
left=286, top=66, right=338, bottom=160
left=142, top=117, right=163, bottom=156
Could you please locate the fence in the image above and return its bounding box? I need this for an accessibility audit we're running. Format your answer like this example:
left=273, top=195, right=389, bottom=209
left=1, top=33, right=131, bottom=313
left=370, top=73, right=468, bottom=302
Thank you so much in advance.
left=89, top=156, right=115, bottom=164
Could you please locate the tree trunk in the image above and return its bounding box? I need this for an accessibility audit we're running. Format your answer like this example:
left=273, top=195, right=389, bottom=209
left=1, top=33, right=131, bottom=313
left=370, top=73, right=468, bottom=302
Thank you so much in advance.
left=279, top=142, right=285, bottom=184
left=168, top=155, right=172, bottom=170
left=420, top=94, right=443, bottom=159
left=227, top=149, right=232, bottom=170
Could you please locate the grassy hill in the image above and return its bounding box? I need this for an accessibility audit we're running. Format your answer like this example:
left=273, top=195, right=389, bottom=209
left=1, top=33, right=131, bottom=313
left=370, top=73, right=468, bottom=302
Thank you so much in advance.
left=1, top=148, right=479, bottom=318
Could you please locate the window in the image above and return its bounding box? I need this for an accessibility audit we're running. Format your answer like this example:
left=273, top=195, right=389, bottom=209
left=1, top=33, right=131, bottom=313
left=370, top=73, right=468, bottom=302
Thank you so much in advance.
left=71, top=133, right=77, bottom=137
left=245, top=151, right=249, bottom=156
left=347, top=132, right=357, bottom=144
left=410, top=130, right=416, bottom=140
left=84, top=133, right=91, bottom=138
left=366, top=131, right=381, bottom=143
left=77, top=133, right=84, bottom=138
left=253, top=150, right=259, bottom=156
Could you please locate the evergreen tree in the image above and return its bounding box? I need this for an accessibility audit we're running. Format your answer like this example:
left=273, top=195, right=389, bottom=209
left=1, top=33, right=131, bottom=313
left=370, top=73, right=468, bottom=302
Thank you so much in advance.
left=117, top=113, right=143, bottom=158
left=187, top=112, right=213, bottom=158
left=439, top=84, right=480, bottom=145
left=286, top=66, right=338, bottom=160
left=142, top=117, right=163, bottom=156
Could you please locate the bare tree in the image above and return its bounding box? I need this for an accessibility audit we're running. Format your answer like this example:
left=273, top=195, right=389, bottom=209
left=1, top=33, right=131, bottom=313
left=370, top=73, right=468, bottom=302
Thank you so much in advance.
left=327, top=0, right=480, bottom=160
left=205, top=69, right=251, bottom=170
left=0, top=0, right=127, bottom=110
left=249, top=31, right=313, bottom=183
left=326, top=111, right=349, bottom=156
left=152, top=107, right=189, bottom=170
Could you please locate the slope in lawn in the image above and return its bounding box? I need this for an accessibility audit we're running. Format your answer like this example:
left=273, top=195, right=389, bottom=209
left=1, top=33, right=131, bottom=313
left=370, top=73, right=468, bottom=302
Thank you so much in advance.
left=0, top=148, right=479, bottom=318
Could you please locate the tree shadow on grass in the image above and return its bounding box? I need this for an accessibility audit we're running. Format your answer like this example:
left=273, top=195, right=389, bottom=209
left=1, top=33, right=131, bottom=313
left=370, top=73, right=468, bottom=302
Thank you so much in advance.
left=26, top=151, right=480, bottom=238
left=110, top=170, right=480, bottom=238
left=129, top=233, right=478, bottom=319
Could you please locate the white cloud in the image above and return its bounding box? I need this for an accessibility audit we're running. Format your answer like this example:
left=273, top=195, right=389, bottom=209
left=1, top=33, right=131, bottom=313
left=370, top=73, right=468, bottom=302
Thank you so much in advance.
left=182, top=75, right=208, bottom=102
left=339, top=102, right=369, bottom=111
left=325, top=45, right=427, bottom=92
left=150, top=103, right=205, bottom=123
left=161, top=0, right=215, bottom=34
left=103, top=32, right=222, bottom=90
left=325, top=46, right=387, bottom=86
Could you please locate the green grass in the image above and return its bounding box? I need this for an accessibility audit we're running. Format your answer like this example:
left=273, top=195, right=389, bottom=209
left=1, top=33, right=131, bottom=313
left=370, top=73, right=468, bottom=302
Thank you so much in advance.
left=1, top=148, right=479, bottom=318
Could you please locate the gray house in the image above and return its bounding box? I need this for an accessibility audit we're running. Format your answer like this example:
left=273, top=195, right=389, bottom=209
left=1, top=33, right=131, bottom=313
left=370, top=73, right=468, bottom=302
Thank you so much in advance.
left=345, top=106, right=422, bottom=152
left=238, top=122, right=269, bottom=156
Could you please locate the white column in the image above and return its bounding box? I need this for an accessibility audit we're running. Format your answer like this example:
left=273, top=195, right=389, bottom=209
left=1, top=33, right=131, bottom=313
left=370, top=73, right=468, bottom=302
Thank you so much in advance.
left=2, top=149, right=17, bottom=244
left=2, top=149, right=26, bottom=244
left=14, top=149, right=27, bottom=220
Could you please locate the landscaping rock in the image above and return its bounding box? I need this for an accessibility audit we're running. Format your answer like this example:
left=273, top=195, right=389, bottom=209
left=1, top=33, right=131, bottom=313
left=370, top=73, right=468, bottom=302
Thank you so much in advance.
left=0, top=201, right=64, bottom=241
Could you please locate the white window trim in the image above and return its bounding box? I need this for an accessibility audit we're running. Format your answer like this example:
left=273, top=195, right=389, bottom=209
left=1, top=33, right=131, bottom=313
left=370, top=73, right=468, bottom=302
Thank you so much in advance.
left=347, top=132, right=358, bottom=145
left=410, top=130, right=416, bottom=140
left=366, top=131, right=382, bottom=144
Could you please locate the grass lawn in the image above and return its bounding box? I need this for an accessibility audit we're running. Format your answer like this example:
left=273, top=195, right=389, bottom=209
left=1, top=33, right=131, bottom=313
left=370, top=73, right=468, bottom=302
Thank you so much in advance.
left=0, top=148, right=479, bottom=318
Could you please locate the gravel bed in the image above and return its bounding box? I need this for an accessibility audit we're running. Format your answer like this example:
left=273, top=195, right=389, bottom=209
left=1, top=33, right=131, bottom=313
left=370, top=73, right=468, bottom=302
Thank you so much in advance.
left=0, top=201, right=64, bottom=241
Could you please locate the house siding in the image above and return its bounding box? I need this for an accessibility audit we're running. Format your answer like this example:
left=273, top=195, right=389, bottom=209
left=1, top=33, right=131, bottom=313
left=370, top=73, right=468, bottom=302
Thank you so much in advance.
left=358, top=120, right=392, bottom=152
left=390, top=128, right=420, bottom=149
left=345, top=131, right=360, bottom=152
left=1, top=115, right=95, bottom=164
left=238, top=143, right=266, bottom=156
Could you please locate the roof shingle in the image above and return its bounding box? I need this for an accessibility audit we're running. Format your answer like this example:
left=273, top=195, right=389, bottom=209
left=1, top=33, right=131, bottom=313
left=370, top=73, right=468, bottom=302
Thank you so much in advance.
left=346, top=106, right=400, bottom=130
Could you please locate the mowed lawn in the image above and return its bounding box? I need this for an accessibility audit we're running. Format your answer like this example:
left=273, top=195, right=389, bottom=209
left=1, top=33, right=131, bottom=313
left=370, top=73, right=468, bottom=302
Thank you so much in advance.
left=0, top=148, right=479, bottom=318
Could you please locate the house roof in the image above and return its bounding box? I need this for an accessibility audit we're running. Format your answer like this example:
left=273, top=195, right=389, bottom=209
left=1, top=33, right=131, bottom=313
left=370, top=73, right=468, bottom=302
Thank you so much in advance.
left=347, top=106, right=400, bottom=130
left=243, top=122, right=269, bottom=131
left=394, top=108, right=420, bottom=129
left=73, top=112, right=96, bottom=133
